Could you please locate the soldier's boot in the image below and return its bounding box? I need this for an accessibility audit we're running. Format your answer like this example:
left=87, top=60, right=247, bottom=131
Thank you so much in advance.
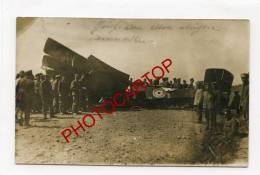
left=50, top=106, right=56, bottom=118
left=198, top=111, right=202, bottom=123
left=24, top=112, right=30, bottom=127
left=72, top=103, right=78, bottom=115
left=59, top=102, right=65, bottom=114
left=43, top=113, right=47, bottom=119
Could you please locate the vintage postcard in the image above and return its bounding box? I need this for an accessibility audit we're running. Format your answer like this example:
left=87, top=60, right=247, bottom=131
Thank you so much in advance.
left=15, top=18, right=249, bottom=166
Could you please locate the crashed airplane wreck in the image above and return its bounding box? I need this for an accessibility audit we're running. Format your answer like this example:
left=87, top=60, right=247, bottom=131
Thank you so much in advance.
left=42, top=38, right=234, bottom=108
left=42, top=38, right=130, bottom=103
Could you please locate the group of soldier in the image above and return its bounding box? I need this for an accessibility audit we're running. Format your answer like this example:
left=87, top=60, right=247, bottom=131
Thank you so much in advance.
left=16, top=69, right=249, bottom=133
left=193, top=73, right=249, bottom=135
left=16, top=71, right=88, bottom=127
left=155, top=77, right=195, bottom=89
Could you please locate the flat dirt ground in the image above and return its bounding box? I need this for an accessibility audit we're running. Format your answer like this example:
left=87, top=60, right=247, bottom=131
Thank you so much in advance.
left=15, top=109, right=237, bottom=166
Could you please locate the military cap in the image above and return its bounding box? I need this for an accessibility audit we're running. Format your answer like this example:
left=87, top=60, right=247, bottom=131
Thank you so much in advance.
left=25, top=70, right=33, bottom=76
left=19, top=70, right=25, bottom=76
left=241, top=73, right=249, bottom=79
left=162, top=77, right=168, bottom=81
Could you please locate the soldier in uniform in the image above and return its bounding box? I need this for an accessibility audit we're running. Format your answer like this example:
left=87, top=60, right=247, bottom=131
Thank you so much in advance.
left=26, top=70, right=34, bottom=80
left=58, top=75, right=69, bottom=114
left=193, top=81, right=204, bottom=123
left=143, top=78, right=149, bottom=87
left=15, top=72, right=22, bottom=123
left=227, top=90, right=241, bottom=135
left=172, top=78, right=178, bottom=88
left=189, top=78, right=195, bottom=89
left=169, top=81, right=173, bottom=88
left=52, top=75, right=61, bottom=113
left=16, top=71, right=34, bottom=127
left=79, top=74, right=88, bottom=112
left=240, top=73, right=249, bottom=121
left=40, top=75, right=54, bottom=119
left=211, top=82, right=225, bottom=133
left=177, top=78, right=182, bottom=89
left=70, top=74, right=80, bottom=114
left=182, top=80, right=188, bottom=89
left=33, top=73, right=42, bottom=112
left=203, top=83, right=216, bottom=131
left=228, top=91, right=241, bottom=114
left=160, top=77, right=170, bottom=87
left=153, top=79, right=159, bottom=86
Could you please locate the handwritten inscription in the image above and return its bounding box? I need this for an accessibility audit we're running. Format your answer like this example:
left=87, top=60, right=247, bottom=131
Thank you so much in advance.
left=86, top=20, right=221, bottom=44
left=150, top=24, right=173, bottom=30
left=88, top=34, right=149, bottom=44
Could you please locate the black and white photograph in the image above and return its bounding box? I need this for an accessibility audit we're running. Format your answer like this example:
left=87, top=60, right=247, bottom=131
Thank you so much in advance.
left=15, top=18, right=249, bottom=166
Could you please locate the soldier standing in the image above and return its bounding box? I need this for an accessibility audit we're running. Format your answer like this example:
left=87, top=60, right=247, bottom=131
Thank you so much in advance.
left=52, top=75, right=61, bottom=113
left=212, top=82, right=224, bottom=133
left=15, top=72, right=22, bottom=123
left=240, top=73, right=249, bottom=122
left=70, top=74, right=80, bottom=115
left=193, top=81, right=204, bottom=123
left=33, top=73, right=42, bottom=112
left=58, top=75, right=69, bottom=114
left=169, top=81, right=173, bottom=88
left=79, top=74, right=88, bottom=112
left=228, top=91, right=241, bottom=114
left=177, top=78, right=182, bottom=89
left=172, top=78, right=178, bottom=88
left=227, top=90, right=241, bottom=135
left=40, top=75, right=54, bottom=119
left=182, top=80, right=188, bottom=89
left=189, top=78, right=195, bottom=89
left=16, top=71, right=34, bottom=127
left=160, top=77, right=170, bottom=87
left=203, top=83, right=216, bottom=131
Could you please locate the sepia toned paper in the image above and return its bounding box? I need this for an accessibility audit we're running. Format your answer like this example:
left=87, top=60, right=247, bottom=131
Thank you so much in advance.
left=15, top=18, right=249, bottom=166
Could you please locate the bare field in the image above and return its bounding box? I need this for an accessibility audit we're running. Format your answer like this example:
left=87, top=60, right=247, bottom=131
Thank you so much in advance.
left=15, top=110, right=212, bottom=165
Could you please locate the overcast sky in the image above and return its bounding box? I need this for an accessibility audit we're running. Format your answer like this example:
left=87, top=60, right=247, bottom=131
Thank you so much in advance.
left=16, top=18, right=249, bottom=84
